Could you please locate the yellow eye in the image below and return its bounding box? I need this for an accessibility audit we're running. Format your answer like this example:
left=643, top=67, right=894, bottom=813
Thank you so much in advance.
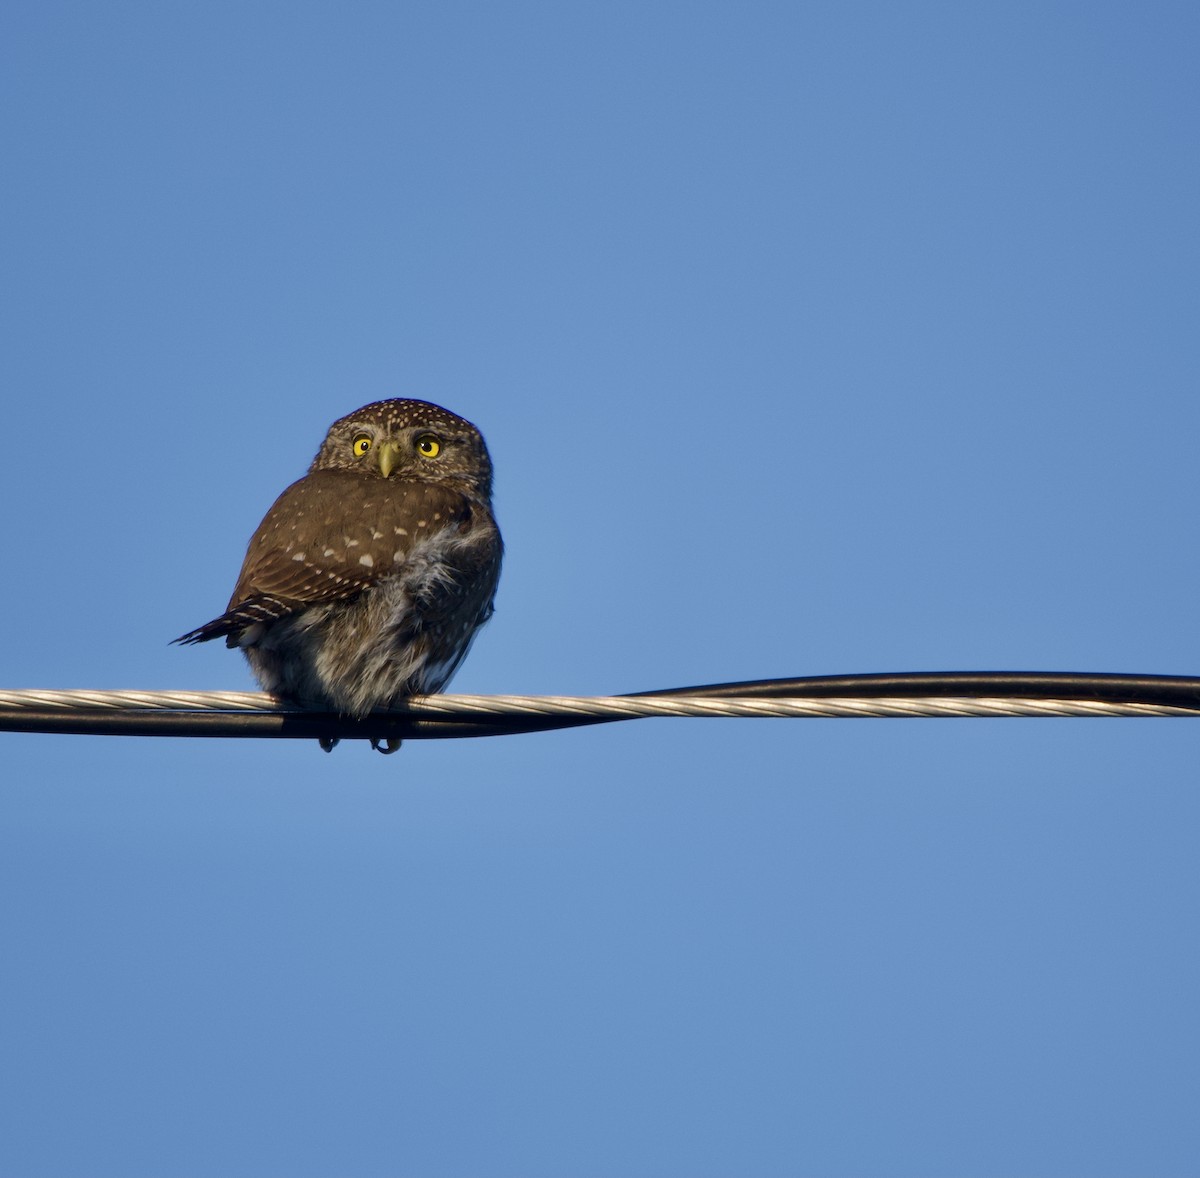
left=416, top=434, right=442, bottom=458
left=352, top=434, right=372, bottom=458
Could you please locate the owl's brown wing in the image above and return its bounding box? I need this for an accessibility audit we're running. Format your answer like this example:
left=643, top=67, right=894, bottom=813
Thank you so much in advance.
left=174, top=470, right=474, bottom=645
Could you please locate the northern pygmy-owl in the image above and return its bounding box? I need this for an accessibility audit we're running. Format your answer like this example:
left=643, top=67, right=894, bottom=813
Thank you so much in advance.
left=176, top=399, right=502, bottom=747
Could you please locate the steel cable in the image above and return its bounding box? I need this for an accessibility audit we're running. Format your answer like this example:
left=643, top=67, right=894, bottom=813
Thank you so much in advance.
left=1, top=672, right=1199, bottom=743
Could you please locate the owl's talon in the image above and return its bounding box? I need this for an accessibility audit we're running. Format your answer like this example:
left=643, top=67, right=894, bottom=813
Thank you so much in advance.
left=371, top=737, right=403, bottom=755
left=319, top=736, right=339, bottom=752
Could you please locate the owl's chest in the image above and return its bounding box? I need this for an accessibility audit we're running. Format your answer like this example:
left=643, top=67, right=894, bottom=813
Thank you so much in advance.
left=279, top=524, right=498, bottom=696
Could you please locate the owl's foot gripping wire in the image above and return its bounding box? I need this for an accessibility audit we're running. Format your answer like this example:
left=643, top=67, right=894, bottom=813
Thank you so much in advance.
left=315, top=734, right=402, bottom=754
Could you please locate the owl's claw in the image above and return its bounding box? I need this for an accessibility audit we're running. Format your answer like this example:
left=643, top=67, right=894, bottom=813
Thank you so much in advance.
left=317, top=735, right=398, bottom=753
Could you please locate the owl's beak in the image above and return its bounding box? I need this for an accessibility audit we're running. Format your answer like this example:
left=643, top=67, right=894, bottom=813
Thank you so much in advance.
left=377, top=440, right=402, bottom=478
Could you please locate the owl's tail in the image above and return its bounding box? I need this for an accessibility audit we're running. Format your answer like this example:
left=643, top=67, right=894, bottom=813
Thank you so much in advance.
left=172, top=596, right=296, bottom=647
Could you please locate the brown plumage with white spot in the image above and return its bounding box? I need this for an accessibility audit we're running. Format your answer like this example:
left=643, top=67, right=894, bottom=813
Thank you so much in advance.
left=176, top=399, right=502, bottom=741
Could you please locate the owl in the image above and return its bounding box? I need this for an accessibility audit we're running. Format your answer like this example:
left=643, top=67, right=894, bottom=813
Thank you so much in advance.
left=176, top=399, right=502, bottom=751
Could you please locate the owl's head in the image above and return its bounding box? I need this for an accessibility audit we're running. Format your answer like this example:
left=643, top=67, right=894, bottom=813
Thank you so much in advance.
left=311, top=399, right=494, bottom=498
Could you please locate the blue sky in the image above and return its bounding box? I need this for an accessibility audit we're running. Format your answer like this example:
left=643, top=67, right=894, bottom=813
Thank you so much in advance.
left=2, top=2, right=1198, bottom=1175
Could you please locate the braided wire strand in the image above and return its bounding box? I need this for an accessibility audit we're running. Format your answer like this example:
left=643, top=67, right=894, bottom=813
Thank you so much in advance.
left=1, top=675, right=1200, bottom=742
